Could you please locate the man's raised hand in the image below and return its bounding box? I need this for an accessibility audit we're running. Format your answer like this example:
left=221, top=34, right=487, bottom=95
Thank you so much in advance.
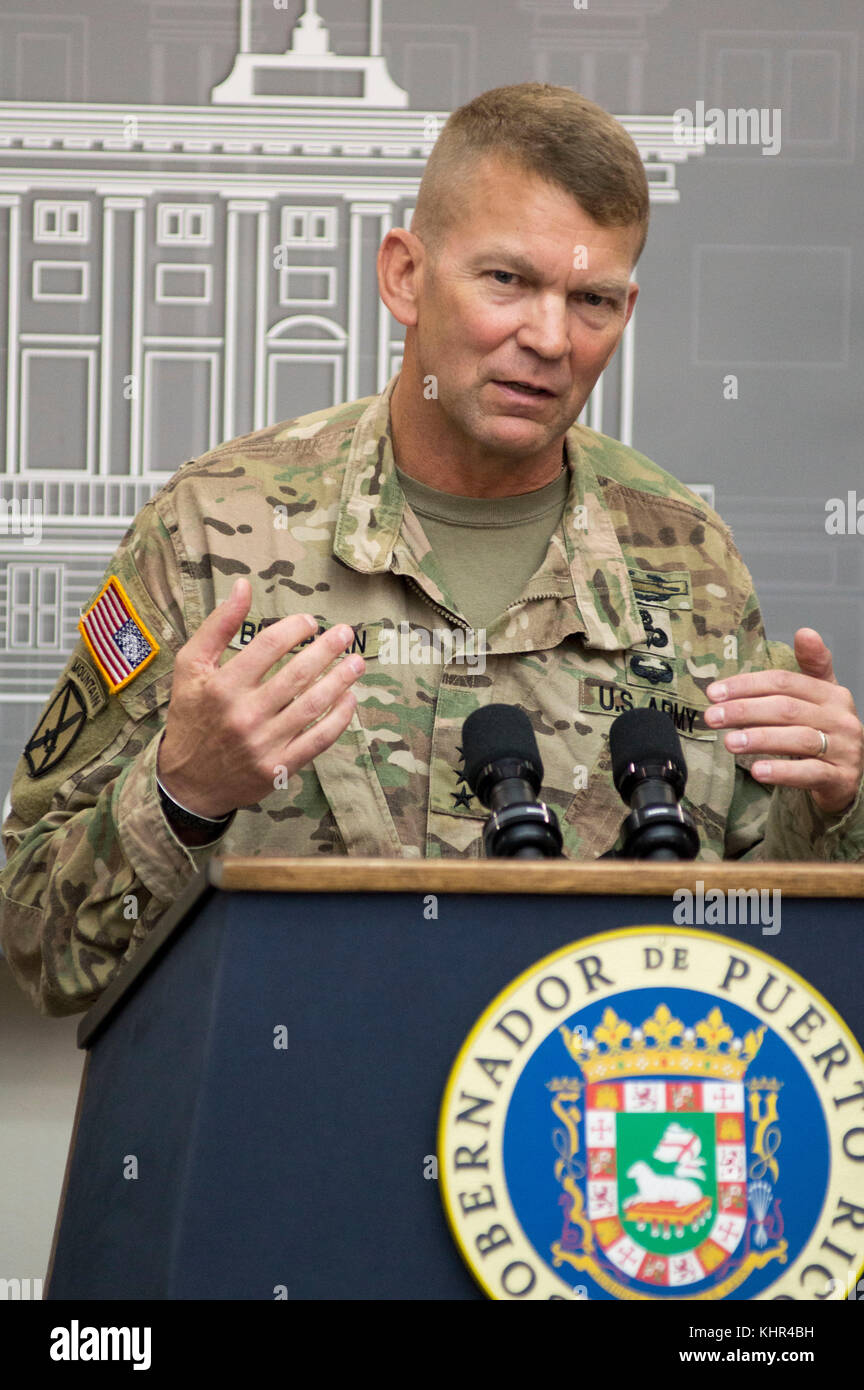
left=157, top=577, right=364, bottom=819
left=706, top=627, right=863, bottom=816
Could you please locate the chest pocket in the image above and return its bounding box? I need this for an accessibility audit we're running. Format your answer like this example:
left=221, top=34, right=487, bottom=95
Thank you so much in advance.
left=574, top=675, right=731, bottom=857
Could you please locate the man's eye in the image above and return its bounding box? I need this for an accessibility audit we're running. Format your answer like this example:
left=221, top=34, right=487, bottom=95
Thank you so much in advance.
left=582, top=292, right=608, bottom=307
left=490, top=270, right=518, bottom=285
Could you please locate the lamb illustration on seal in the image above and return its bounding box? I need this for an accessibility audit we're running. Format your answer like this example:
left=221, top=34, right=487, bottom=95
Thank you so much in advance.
left=623, top=1123, right=713, bottom=1238
left=624, top=1161, right=703, bottom=1208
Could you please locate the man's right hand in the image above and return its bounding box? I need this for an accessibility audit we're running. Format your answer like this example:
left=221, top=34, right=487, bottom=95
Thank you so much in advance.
left=156, top=577, right=364, bottom=819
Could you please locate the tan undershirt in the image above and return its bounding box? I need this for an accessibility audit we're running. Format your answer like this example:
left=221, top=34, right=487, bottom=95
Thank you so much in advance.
left=396, top=464, right=570, bottom=631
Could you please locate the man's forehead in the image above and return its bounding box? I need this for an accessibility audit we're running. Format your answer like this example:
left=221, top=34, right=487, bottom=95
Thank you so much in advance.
left=444, top=158, right=640, bottom=262
left=458, top=153, right=614, bottom=217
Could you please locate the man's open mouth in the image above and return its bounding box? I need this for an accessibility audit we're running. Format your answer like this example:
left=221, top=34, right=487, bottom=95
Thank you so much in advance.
left=494, top=380, right=554, bottom=397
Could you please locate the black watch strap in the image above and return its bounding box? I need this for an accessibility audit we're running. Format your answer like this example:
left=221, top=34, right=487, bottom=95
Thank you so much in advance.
left=156, top=777, right=236, bottom=836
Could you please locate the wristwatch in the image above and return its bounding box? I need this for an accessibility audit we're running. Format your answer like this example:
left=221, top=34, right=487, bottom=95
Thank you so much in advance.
left=156, top=772, right=236, bottom=838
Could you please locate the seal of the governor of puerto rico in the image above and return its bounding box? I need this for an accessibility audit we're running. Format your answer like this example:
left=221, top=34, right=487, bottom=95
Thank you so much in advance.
left=438, top=928, right=864, bottom=1301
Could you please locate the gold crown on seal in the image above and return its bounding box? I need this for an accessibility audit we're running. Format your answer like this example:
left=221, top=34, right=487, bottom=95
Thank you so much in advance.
left=559, top=1003, right=764, bottom=1083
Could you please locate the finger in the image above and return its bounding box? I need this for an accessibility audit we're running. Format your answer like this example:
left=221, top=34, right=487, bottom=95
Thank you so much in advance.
left=273, top=688, right=358, bottom=777
left=705, top=693, right=822, bottom=731
left=747, top=757, right=857, bottom=814
left=181, top=577, right=253, bottom=667
left=272, top=650, right=364, bottom=735
left=258, top=623, right=359, bottom=715
left=749, top=757, right=832, bottom=787
left=229, top=610, right=323, bottom=688
left=723, top=726, right=835, bottom=761
left=794, top=627, right=837, bottom=684
left=706, top=667, right=835, bottom=707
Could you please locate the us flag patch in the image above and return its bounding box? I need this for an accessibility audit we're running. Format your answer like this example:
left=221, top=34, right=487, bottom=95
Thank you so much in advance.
left=78, top=576, right=160, bottom=694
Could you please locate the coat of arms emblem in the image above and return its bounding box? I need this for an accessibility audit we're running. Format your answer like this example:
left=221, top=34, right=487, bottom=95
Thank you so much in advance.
left=438, top=930, right=864, bottom=1301
left=548, top=1003, right=786, bottom=1295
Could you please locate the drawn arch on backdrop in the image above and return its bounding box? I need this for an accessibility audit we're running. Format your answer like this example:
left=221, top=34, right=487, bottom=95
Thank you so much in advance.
left=265, top=315, right=348, bottom=424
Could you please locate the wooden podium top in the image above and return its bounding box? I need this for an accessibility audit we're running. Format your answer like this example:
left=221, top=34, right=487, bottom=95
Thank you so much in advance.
left=209, top=857, right=864, bottom=897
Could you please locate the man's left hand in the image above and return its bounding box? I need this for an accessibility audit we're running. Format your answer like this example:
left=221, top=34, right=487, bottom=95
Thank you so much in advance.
left=705, top=627, right=864, bottom=816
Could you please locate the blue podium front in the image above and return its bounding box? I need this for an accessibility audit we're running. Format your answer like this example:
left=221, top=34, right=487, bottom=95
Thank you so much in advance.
left=46, top=861, right=864, bottom=1301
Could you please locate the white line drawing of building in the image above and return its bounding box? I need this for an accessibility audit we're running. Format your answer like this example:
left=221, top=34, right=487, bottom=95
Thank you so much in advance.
left=0, top=0, right=707, bottom=720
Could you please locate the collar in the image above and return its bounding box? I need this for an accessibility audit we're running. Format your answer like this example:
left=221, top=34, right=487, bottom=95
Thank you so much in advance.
left=333, top=372, right=646, bottom=652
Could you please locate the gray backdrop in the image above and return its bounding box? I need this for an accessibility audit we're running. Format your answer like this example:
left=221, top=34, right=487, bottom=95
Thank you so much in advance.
left=1, top=0, right=862, bottom=844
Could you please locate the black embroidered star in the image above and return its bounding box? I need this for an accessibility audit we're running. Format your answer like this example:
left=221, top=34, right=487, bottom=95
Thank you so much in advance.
left=451, top=788, right=474, bottom=810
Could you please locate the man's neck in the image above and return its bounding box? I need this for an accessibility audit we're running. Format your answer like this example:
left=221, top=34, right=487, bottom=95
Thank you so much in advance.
left=390, top=371, right=567, bottom=498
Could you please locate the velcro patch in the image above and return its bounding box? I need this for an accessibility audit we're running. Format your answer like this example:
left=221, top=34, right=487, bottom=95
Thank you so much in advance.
left=626, top=652, right=680, bottom=694
left=78, top=577, right=160, bottom=694
left=579, top=677, right=715, bottom=740
left=24, top=678, right=88, bottom=778
left=227, top=616, right=384, bottom=660
left=633, top=603, right=676, bottom=658
left=69, top=655, right=107, bottom=716
left=628, top=567, right=692, bottom=610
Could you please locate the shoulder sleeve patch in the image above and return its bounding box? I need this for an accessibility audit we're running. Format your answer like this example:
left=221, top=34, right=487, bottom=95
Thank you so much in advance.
left=23, top=677, right=88, bottom=779
left=78, top=575, right=160, bottom=694
left=69, top=655, right=107, bottom=716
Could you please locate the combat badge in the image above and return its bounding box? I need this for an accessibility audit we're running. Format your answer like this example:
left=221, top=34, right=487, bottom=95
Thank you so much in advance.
left=24, top=677, right=88, bottom=778
left=439, top=929, right=864, bottom=1300
left=78, top=576, right=159, bottom=694
left=627, top=653, right=679, bottom=692
left=628, top=568, right=692, bottom=611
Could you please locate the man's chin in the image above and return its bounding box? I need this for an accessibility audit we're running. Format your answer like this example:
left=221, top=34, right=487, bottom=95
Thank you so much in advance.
left=469, top=414, right=567, bottom=457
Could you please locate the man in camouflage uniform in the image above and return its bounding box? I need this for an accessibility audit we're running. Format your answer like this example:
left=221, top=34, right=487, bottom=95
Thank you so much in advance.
left=2, top=84, right=863, bottom=1015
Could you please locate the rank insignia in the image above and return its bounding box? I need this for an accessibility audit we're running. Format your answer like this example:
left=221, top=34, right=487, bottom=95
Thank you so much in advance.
left=451, top=787, right=474, bottom=811
left=24, top=678, right=88, bottom=778
left=450, top=745, right=475, bottom=812
left=78, top=576, right=159, bottom=694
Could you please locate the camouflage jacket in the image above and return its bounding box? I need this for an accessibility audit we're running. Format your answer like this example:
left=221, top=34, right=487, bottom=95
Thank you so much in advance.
left=2, top=372, right=863, bottom=1014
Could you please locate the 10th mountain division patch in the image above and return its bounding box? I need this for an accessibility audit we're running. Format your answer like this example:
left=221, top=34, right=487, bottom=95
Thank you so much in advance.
left=438, top=929, right=864, bottom=1301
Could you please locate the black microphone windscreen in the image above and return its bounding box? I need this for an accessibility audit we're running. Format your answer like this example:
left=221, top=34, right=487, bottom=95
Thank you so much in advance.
left=609, top=707, right=686, bottom=789
left=462, top=704, right=543, bottom=793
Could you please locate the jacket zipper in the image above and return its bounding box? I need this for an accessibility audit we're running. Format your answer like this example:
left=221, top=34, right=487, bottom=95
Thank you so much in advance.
left=404, top=574, right=472, bottom=631
left=405, top=575, right=566, bottom=628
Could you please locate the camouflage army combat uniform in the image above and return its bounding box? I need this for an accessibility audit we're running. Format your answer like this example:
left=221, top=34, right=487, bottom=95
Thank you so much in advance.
left=2, top=371, right=863, bottom=1014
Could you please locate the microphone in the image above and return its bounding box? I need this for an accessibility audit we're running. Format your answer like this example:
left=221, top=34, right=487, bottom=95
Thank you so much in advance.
left=462, top=704, right=563, bottom=859
left=608, top=707, right=700, bottom=860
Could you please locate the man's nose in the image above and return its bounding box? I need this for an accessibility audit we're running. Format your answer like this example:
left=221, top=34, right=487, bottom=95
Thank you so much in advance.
left=515, top=293, right=569, bottom=360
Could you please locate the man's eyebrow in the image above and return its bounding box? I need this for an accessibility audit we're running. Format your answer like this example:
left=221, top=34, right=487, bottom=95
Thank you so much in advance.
left=469, top=247, right=630, bottom=296
left=469, top=246, right=542, bottom=278
left=577, top=279, right=632, bottom=298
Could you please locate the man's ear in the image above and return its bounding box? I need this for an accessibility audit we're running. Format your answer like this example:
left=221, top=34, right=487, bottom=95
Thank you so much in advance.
left=377, top=228, right=425, bottom=328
